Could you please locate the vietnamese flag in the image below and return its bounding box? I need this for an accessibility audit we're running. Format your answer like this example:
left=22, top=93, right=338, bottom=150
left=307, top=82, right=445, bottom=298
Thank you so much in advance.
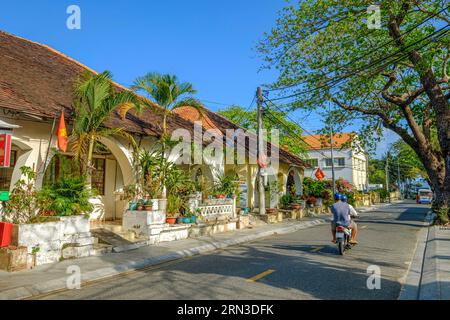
left=57, top=111, right=68, bottom=152
left=315, top=168, right=325, bottom=180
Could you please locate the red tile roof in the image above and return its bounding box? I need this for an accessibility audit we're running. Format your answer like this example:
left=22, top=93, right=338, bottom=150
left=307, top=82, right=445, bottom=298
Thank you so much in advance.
left=0, top=30, right=195, bottom=137
left=303, top=133, right=356, bottom=150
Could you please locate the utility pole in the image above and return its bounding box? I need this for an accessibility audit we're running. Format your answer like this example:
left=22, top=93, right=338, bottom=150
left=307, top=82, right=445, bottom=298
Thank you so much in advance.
left=330, top=126, right=336, bottom=195
left=385, top=152, right=390, bottom=202
left=256, top=87, right=266, bottom=215
left=397, top=158, right=402, bottom=200
left=365, top=153, right=370, bottom=193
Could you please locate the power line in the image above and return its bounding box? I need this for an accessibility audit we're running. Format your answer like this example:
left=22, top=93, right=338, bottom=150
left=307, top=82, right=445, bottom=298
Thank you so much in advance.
left=263, top=110, right=370, bottom=173
left=266, top=5, right=450, bottom=93
left=267, top=24, right=450, bottom=102
left=264, top=95, right=334, bottom=147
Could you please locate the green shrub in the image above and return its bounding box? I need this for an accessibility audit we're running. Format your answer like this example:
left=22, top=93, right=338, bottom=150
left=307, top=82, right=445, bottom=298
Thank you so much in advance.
left=4, top=166, right=40, bottom=224
left=38, top=176, right=93, bottom=216
left=374, top=188, right=389, bottom=201
left=280, top=194, right=293, bottom=209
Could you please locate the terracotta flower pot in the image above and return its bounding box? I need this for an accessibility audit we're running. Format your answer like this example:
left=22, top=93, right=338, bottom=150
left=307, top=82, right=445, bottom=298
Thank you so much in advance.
left=291, top=203, right=301, bottom=210
left=144, top=205, right=153, bottom=211
left=215, top=194, right=226, bottom=199
left=137, top=205, right=144, bottom=211
left=266, top=208, right=276, bottom=214
left=166, top=217, right=176, bottom=225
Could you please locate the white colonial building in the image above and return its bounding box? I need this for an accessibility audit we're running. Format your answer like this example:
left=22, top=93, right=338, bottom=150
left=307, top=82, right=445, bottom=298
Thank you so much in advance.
left=303, top=133, right=369, bottom=191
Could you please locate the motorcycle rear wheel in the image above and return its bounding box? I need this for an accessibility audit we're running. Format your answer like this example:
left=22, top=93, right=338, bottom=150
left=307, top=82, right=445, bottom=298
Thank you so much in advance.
left=338, top=241, right=344, bottom=255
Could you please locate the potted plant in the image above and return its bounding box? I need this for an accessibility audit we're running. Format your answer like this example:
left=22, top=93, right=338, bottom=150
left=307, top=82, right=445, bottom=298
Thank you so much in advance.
left=123, top=184, right=139, bottom=211
left=143, top=200, right=153, bottom=211
left=183, top=209, right=199, bottom=224
left=176, top=216, right=184, bottom=224
left=137, top=199, right=145, bottom=211
left=266, top=208, right=276, bottom=214
left=280, top=194, right=293, bottom=210
left=166, top=194, right=181, bottom=224
left=213, top=175, right=239, bottom=199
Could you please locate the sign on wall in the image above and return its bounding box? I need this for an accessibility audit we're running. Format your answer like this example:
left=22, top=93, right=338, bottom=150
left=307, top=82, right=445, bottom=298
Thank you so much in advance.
left=0, top=133, right=12, bottom=168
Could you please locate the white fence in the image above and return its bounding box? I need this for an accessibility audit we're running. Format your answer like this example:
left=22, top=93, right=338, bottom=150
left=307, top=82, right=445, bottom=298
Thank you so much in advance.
left=189, top=195, right=236, bottom=219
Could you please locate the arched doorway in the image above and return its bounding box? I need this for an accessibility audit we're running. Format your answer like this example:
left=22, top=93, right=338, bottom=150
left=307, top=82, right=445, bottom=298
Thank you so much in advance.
left=42, top=137, right=133, bottom=221
left=286, top=167, right=302, bottom=196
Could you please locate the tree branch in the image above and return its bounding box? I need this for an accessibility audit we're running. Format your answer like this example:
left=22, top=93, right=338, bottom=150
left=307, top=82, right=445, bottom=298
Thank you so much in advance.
left=413, top=1, right=450, bottom=24
left=381, top=72, right=425, bottom=106
left=331, top=97, right=418, bottom=149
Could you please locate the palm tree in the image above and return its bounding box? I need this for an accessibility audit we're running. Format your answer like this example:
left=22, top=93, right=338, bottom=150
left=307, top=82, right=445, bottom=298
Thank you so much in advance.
left=132, top=72, right=202, bottom=148
left=71, top=71, right=138, bottom=188
left=132, top=73, right=202, bottom=196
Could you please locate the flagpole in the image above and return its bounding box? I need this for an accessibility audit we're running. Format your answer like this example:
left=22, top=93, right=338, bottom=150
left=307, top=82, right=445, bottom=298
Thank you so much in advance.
left=40, top=114, right=57, bottom=174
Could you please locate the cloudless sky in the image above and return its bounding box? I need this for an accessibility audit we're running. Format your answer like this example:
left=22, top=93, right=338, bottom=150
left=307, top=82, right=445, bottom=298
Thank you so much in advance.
left=0, top=0, right=396, bottom=157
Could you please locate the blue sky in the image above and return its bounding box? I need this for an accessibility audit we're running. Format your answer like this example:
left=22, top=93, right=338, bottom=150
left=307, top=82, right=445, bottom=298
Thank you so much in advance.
left=0, top=0, right=396, bottom=157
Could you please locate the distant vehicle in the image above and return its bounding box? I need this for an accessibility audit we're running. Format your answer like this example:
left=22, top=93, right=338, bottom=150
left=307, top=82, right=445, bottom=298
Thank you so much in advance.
left=416, top=189, right=433, bottom=204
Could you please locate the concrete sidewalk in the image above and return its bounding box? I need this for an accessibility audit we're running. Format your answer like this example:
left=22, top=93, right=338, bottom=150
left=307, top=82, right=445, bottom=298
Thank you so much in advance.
left=0, top=216, right=329, bottom=300
left=419, top=225, right=450, bottom=300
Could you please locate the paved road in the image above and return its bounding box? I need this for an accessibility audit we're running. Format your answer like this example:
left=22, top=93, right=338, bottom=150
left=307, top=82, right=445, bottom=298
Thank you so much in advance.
left=37, top=201, right=429, bottom=300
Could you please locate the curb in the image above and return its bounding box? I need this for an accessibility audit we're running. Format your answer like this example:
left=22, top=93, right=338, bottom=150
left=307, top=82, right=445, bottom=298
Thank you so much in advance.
left=0, top=218, right=327, bottom=300
left=398, top=211, right=434, bottom=300
left=418, top=225, right=440, bottom=300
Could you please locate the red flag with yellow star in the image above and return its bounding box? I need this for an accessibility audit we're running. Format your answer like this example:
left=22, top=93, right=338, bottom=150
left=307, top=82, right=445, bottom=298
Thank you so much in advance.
left=57, top=111, right=68, bottom=152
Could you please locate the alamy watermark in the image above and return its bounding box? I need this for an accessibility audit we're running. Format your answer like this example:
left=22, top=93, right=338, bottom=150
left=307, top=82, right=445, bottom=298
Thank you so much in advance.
left=367, top=5, right=381, bottom=30
left=366, top=265, right=381, bottom=290
left=67, top=5, right=81, bottom=30
left=66, top=265, right=81, bottom=289
left=168, top=121, right=280, bottom=174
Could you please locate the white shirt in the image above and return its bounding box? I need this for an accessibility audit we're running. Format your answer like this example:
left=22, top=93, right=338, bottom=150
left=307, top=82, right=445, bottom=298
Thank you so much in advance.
left=348, top=204, right=359, bottom=217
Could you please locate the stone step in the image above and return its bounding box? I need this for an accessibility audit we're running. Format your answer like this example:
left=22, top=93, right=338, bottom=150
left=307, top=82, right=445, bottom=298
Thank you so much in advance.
left=90, top=228, right=135, bottom=247
left=90, top=243, right=113, bottom=256
left=61, top=244, right=93, bottom=260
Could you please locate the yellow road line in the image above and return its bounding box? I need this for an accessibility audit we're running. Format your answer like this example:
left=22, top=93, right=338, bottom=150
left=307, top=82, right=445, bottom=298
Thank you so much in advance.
left=247, top=269, right=276, bottom=282
left=310, top=246, right=324, bottom=253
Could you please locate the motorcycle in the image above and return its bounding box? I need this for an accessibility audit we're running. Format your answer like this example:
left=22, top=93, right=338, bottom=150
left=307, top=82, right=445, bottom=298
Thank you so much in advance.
left=335, top=214, right=358, bottom=255
left=335, top=223, right=353, bottom=255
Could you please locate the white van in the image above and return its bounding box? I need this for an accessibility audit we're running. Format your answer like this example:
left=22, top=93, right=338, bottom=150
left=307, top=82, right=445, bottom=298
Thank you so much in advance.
left=417, top=189, right=433, bottom=204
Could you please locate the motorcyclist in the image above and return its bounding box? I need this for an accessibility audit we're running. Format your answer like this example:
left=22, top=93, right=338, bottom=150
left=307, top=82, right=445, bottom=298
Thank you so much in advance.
left=341, top=195, right=359, bottom=218
left=330, top=193, right=358, bottom=244
left=341, top=194, right=359, bottom=244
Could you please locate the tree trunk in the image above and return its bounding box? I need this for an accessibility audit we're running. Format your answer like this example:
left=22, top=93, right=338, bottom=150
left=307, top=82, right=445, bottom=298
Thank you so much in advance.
left=413, top=142, right=449, bottom=222
left=161, top=112, right=167, bottom=199
left=86, top=135, right=95, bottom=190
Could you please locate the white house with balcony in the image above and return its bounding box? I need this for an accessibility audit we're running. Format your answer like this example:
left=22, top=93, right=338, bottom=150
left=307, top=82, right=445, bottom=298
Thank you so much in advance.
left=302, top=133, right=369, bottom=191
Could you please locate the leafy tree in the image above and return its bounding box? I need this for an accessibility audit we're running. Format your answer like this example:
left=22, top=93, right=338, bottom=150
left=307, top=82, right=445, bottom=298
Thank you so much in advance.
left=369, top=159, right=387, bottom=185
left=258, top=0, right=450, bottom=219
left=391, top=139, right=428, bottom=180
left=71, top=71, right=138, bottom=188
left=218, top=105, right=308, bottom=157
